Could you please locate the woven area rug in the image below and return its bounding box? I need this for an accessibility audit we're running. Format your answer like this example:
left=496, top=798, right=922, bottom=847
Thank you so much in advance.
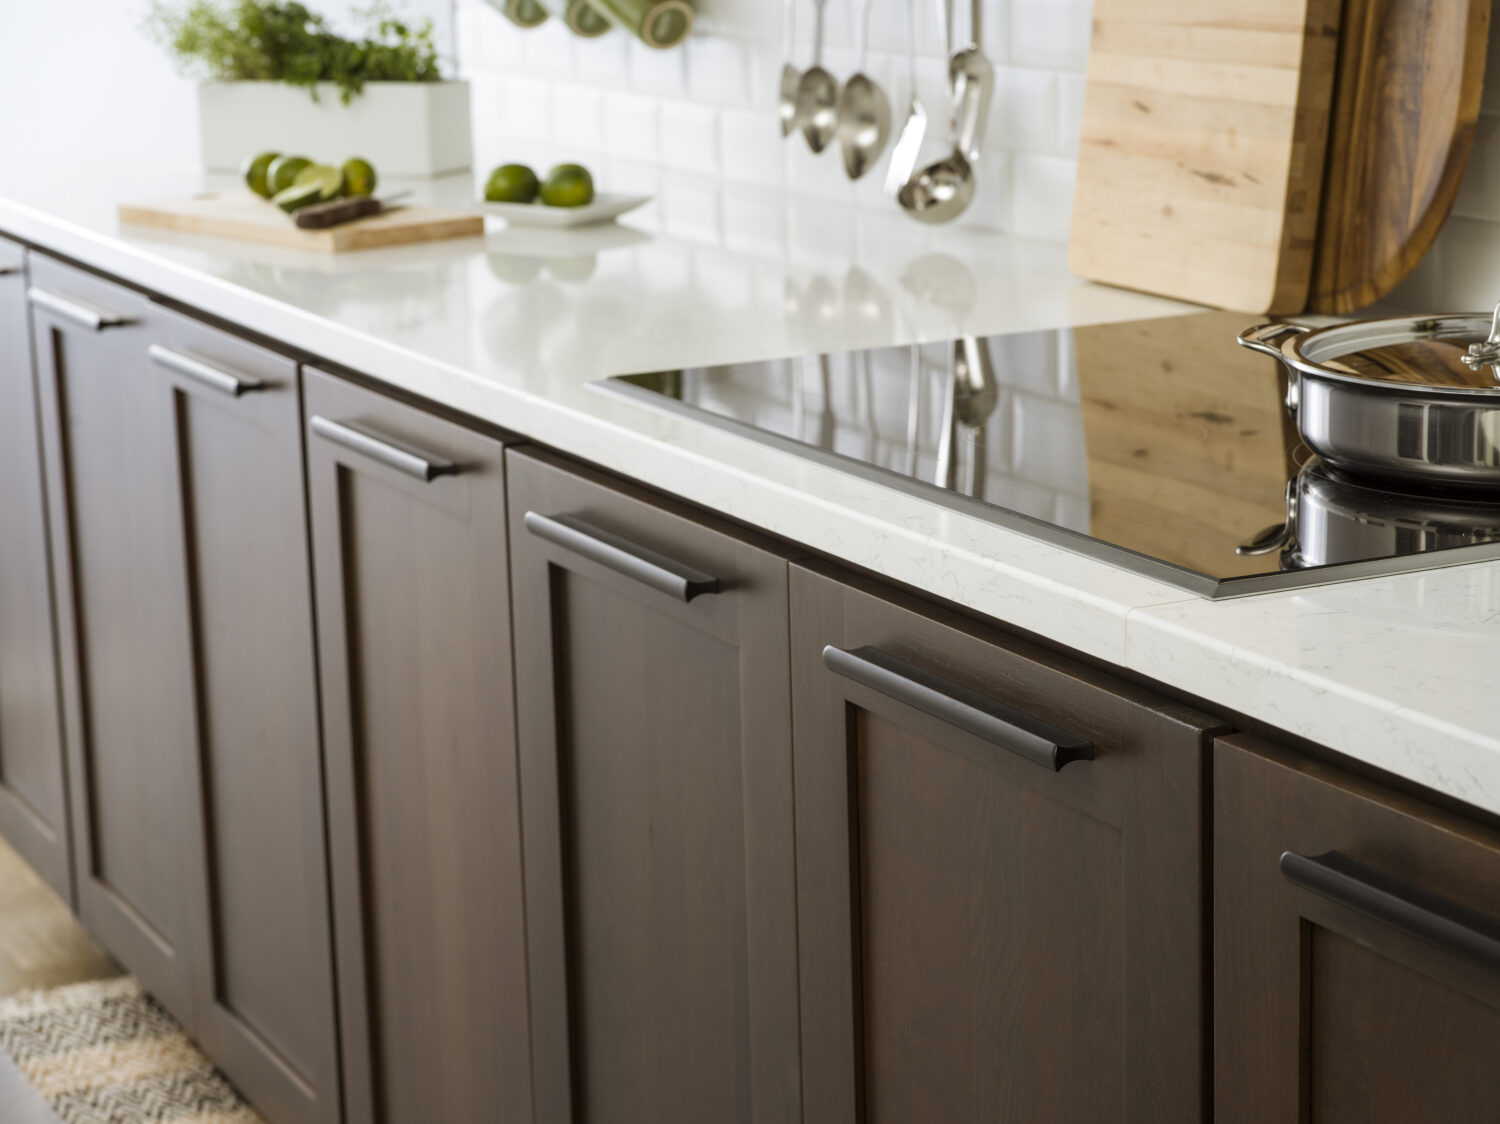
left=0, top=977, right=263, bottom=1124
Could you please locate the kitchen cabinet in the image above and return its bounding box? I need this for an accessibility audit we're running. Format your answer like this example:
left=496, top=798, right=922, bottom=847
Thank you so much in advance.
left=1216, top=735, right=1500, bottom=1124
left=507, top=448, right=801, bottom=1124
left=0, top=240, right=72, bottom=902
left=31, top=260, right=340, bottom=1122
left=304, top=370, right=532, bottom=1124
left=790, top=560, right=1223, bottom=1124
left=29, top=255, right=198, bottom=1021
left=149, top=306, right=340, bottom=1124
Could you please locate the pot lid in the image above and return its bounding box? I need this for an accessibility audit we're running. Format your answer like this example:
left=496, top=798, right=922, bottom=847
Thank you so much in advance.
left=1280, top=306, right=1500, bottom=396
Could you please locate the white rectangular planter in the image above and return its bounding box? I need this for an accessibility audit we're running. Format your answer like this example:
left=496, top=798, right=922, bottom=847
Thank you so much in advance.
left=198, top=80, right=472, bottom=178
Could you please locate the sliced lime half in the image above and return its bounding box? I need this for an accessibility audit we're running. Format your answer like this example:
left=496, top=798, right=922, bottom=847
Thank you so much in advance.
left=294, top=163, right=346, bottom=201
left=273, top=182, right=323, bottom=213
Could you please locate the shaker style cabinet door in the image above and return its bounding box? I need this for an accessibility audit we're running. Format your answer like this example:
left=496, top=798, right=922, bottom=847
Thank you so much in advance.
left=29, top=255, right=199, bottom=1022
left=507, top=448, right=802, bottom=1124
left=1217, top=735, right=1500, bottom=1124
left=149, top=306, right=340, bottom=1124
left=0, top=240, right=72, bottom=901
left=790, top=560, right=1222, bottom=1124
left=304, top=369, right=533, bottom=1124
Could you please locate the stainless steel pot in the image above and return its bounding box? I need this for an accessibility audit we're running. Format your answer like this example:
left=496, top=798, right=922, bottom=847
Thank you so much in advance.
left=1238, top=307, right=1500, bottom=490
left=1237, top=460, right=1500, bottom=570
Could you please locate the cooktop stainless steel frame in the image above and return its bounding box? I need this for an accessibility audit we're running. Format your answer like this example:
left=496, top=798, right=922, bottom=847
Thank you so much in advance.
left=595, top=375, right=1500, bottom=600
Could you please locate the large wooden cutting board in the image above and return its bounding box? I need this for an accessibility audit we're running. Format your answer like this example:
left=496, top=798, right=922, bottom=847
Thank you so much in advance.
left=1309, top=0, right=1491, bottom=313
left=119, top=190, right=483, bottom=252
left=1069, top=1, right=1344, bottom=314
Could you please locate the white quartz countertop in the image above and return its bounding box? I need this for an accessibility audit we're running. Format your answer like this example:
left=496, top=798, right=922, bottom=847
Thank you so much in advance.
left=3, top=164, right=1498, bottom=817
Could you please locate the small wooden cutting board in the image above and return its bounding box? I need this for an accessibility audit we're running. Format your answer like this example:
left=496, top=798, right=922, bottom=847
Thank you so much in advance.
left=118, top=190, right=484, bottom=252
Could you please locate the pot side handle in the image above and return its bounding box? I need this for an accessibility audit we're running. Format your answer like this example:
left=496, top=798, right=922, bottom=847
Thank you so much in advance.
left=1236, top=321, right=1311, bottom=359
left=1238, top=322, right=1311, bottom=416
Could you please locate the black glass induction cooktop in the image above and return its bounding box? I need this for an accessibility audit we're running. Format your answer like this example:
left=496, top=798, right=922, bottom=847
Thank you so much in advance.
left=596, top=311, right=1500, bottom=598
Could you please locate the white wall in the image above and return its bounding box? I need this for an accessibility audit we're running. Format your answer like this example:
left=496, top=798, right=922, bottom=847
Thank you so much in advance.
left=0, top=0, right=455, bottom=165
left=455, top=0, right=1093, bottom=241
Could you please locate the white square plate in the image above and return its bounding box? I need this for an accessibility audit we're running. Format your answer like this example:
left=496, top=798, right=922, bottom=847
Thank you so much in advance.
left=477, top=192, right=652, bottom=228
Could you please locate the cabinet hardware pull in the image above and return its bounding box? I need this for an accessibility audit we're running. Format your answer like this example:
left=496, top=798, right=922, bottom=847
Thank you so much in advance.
left=1280, top=850, right=1500, bottom=972
left=0, top=264, right=18, bottom=276
left=27, top=287, right=134, bottom=331
left=523, top=511, right=721, bottom=603
left=149, top=344, right=264, bottom=397
left=309, top=415, right=459, bottom=482
left=822, top=645, right=1093, bottom=771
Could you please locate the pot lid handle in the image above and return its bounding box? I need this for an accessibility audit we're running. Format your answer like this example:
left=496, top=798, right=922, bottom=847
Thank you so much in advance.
left=1461, top=301, right=1500, bottom=378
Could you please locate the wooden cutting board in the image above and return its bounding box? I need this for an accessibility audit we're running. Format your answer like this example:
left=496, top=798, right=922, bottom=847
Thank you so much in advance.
left=1309, top=0, right=1491, bottom=313
left=1068, top=0, right=1344, bottom=314
left=118, top=191, right=484, bottom=252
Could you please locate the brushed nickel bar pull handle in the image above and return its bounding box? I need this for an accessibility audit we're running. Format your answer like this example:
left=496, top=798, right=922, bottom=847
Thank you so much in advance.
left=27, top=287, right=133, bottom=331
left=309, top=415, right=458, bottom=482
left=149, top=344, right=264, bottom=398
left=524, top=511, right=720, bottom=603
left=822, top=645, right=1094, bottom=771
left=1280, top=850, right=1500, bottom=973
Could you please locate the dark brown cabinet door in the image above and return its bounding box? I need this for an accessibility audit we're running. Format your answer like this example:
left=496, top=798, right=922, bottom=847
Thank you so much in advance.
left=791, top=561, right=1222, bottom=1124
left=29, top=255, right=198, bottom=1021
left=150, top=307, right=339, bottom=1124
left=1217, top=735, right=1500, bottom=1124
left=0, top=241, right=72, bottom=902
left=508, top=448, right=801, bottom=1124
left=305, top=369, right=532, bottom=1124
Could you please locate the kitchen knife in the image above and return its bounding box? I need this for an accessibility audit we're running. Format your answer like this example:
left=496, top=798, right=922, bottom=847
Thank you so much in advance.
left=294, top=191, right=412, bottom=230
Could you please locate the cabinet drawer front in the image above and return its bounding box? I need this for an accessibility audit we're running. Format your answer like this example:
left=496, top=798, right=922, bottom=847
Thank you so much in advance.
left=305, top=369, right=531, bottom=1124
left=1216, top=736, right=1500, bottom=1124
left=792, top=561, right=1219, bottom=1124
left=508, top=448, right=801, bottom=1124
left=0, top=243, right=72, bottom=900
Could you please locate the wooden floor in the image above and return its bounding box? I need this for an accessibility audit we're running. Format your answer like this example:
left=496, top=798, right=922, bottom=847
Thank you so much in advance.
left=0, top=837, right=120, bottom=1124
left=0, top=836, right=118, bottom=998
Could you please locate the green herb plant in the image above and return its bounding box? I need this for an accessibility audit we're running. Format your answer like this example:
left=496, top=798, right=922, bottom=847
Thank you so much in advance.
left=145, top=1, right=442, bottom=104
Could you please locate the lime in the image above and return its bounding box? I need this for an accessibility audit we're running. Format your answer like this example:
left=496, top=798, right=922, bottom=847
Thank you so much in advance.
left=485, top=163, right=540, bottom=204
left=267, top=154, right=312, bottom=195
left=540, top=164, right=594, bottom=208
left=342, top=157, right=377, bottom=197
left=272, top=182, right=323, bottom=213
left=294, top=162, right=346, bottom=201
left=242, top=150, right=281, bottom=198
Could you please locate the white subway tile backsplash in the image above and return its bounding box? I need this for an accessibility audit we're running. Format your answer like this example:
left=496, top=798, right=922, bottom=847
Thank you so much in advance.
left=502, top=77, right=554, bottom=140
left=1009, top=0, right=1092, bottom=72
left=687, top=34, right=751, bottom=106
left=721, top=108, right=788, bottom=187
left=462, top=0, right=1101, bottom=241
left=551, top=84, right=605, bottom=153
left=603, top=92, right=661, bottom=162
left=1056, top=71, right=1086, bottom=158
left=1012, top=153, right=1077, bottom=242
left=660, top=101, right=722, bottom=174
left=987, top=66, right=1056, bottom=155
left=629, top=37, right=690, bottom=96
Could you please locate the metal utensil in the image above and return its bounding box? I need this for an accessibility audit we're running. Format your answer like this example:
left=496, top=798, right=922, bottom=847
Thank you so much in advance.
left=883, top=0, right=928, bottom=193
left=779, top=0, right=803, bottom=137
left=948, top=0, right=993, bottom=162
left=898, top=0, right=981, bottom=223
left=796, top=0, right=839, bottom=154
left=837, top=0, right=893, bottom=179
